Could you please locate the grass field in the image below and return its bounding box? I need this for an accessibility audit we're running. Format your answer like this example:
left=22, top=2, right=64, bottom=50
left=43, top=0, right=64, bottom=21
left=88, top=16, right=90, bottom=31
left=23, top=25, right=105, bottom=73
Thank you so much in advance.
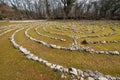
left=0, top=20, right=120, bottom=80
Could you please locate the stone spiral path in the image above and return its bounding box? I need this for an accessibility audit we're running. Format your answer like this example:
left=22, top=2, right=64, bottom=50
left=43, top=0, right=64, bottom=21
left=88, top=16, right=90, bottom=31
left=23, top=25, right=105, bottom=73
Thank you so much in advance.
left=10, top=26, right=120, bottom=80
left=0, top=21, right=120, bottom=80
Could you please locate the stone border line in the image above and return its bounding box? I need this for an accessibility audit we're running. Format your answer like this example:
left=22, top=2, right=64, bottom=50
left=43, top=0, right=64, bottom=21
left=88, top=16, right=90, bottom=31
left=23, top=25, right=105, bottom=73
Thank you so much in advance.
left=0, top=27, right=14, bottom=32
left=35, top=27, right=66, bottom=42
left=10, top=28, right=120, bottom=80
left=0, top=28, right=18, bottom=37
left=83, top=40, right=120, bottom=44
left=82, top=27, right=116, bottom=38
left=43, top=26, right=73, bottom=38
left=0, top=24, right=30, bottom=37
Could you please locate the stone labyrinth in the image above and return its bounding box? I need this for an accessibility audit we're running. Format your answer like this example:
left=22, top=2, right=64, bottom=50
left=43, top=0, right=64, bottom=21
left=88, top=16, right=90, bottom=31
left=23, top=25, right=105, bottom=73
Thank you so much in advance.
left=0, top=21, right=120, bottom=80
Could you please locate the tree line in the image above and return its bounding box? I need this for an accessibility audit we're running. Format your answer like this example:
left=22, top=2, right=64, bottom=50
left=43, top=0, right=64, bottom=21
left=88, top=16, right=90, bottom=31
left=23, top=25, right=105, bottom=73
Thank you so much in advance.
left=0, top=0, right=120, bottom=20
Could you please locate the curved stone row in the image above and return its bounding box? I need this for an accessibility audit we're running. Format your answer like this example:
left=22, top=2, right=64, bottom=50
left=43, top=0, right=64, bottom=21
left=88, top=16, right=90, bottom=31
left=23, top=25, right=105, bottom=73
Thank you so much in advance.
left=26, top=28, right=120, bottom=55
left=52, top=24, right=85, bottom=35
left=0, top=25, right=16, bottom=32
left=55, top=25, right=78, bottom=33
left=75, top=25, right=104, bottom=34
left=69, top=42, right=120, bottom=55
left=0, top=24, right=29, bottom=37
left=53, top=26, right=65, bottom=33
left=81, top=31, right=116, bottom=38
left=81, top=26, right=105, bottom=34
left=0, top=24, right=24, bottom=30
left=43, top=25, right=116, bottom=39
left=71, top=27, right=116, bottom=38
left=79, top=45, right=120, bottom=55
left=43, top=26, right=73, bottom=38
left=35, top=27, right=66, bottom=42
left=0, top=28, right=18, bottom=37
left=0, top=25, right=9, bottom=30
left=10, top=28, right=120, bottom=80
left=83, top=39, right=120, bottom=44
left=91, top=26, right=105, bottom=34
left=0, top=27, right=13, bottom=32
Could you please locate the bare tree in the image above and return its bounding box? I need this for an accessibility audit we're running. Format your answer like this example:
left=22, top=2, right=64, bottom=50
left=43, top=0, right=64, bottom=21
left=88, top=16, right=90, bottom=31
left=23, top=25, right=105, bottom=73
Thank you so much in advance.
left=61, top=0, right=76, bottom=18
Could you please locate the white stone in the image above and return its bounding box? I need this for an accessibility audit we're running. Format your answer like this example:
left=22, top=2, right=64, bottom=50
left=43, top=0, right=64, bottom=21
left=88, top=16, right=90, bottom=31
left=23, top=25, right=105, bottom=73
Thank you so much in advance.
left=50, top=44, right=57, bottom=48
left=54, top=65, right=63, bottom=72
left=31, top=56, right=39, bottom=61
left=113, top=51, right=119, bottom=55
left=45, top=62, right=52, bottom=67
left=38, top=58, right=43, bottom=62
left=77, top=69, right=83, bottom=76
left=50, top=64, right=56, bottom=69
left=98, top=77, right=108, bottom=80
left=69, top=67, right=78, bottom=76
left=88, top=77, right=95, bottom=80
left=42, top=60, right=48, bottom=64
left=26, top=55, right=32, bottom=59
